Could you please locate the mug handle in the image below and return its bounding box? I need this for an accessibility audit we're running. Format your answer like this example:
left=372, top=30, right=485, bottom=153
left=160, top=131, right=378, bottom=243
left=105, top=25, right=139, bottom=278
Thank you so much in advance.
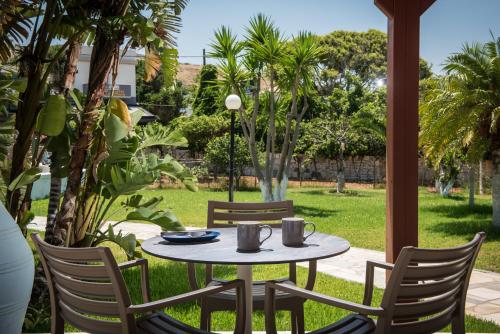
left=259, top=225, right=273, bottom=245
left=303, top=222, right=316, bottom=241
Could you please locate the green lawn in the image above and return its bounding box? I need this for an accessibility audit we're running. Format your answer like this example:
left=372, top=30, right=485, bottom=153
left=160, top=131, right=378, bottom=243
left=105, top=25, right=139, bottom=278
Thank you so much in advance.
left=32, top=186, right=500, bottom=272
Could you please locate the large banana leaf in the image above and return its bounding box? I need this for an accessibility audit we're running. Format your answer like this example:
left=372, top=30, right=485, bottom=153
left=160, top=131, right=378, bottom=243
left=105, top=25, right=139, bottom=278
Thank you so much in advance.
left=154, top=156, right=198, bottom=191
left=93, top=225, right=141, bottom=260
left=0, top=115, right=14, bottom=161
left=106, top=165, right=155, bottom=198
left=126, top=207, right=183, bottom=231
left=36, top=94, right=69, bottom=136
left=8, top=167, right=42, bottom=192
left=104, top=98, right=131, bottom=145
left=106, top=136, right=140, bottom=165
left=137, top=123, right=188, bottom=150
left=121, top=195, right=163, bottom=210
left=47, top=133, right=71, bottom=178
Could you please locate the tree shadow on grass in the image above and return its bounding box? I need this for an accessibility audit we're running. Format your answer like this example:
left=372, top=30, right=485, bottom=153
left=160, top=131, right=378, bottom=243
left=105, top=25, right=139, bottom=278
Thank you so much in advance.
left=423, top=203, right=500, bottom=241
left=443, top=194, right=466, bottom=201
left=423, top=203, right=491, bottom=219
left=295, top=205, right=337, bottom=218
left=297, top=189, right=368, bottom=197
left=428, top=219, right=500, bottom=241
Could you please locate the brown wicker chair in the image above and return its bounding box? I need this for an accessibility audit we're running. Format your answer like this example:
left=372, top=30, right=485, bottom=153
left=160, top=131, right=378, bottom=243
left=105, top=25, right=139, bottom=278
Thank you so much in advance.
left=32, top=233, right=246, bottom=334
left=265, top=232, right=486, bottom=334
left=187, top=200, right=317, bottom=334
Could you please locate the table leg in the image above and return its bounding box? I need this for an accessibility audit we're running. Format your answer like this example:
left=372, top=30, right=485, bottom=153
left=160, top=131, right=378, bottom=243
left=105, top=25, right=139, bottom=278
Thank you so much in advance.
left=237, top=265, right=252, bottom=334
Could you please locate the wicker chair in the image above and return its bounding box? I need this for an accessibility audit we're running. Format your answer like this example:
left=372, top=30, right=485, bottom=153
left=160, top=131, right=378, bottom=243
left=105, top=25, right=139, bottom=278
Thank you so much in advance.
left=187, top=200, right=317, bottom=334
left=32, top=233, right=246, bottom=334
left=265, top=232, right=486, bottom=334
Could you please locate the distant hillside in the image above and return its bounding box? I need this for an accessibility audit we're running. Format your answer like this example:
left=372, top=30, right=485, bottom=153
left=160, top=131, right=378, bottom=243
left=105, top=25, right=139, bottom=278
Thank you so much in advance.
left=177, top=63, right=202, bottom=87
left=176, top=63, right=270, bottom=91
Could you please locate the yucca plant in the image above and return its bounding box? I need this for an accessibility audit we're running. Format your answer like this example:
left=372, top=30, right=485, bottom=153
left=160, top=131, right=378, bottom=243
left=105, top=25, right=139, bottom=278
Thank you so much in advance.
left=211, top=15, right=323, bottom=201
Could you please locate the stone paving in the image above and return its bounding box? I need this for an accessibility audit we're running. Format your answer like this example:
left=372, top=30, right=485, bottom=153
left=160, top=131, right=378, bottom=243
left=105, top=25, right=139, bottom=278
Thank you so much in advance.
left=30, top=217, right=500, bottom=326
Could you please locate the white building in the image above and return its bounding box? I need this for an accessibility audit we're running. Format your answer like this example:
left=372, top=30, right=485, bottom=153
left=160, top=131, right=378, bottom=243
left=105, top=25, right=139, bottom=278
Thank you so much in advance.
left=74, top=46, right=138, bottom=105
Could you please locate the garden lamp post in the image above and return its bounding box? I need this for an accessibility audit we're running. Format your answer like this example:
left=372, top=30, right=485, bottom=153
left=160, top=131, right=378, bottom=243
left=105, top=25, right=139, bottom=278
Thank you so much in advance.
left=225, top=94, right=242, bottom=202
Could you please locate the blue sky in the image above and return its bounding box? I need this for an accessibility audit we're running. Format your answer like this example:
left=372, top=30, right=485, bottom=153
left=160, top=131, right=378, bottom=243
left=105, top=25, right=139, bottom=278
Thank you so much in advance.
left=176, top=0, right=500, bottom=73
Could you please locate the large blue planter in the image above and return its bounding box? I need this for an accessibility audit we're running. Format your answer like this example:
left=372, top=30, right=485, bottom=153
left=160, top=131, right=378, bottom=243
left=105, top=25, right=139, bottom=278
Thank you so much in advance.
left=0, top=203, right=34, bottom=333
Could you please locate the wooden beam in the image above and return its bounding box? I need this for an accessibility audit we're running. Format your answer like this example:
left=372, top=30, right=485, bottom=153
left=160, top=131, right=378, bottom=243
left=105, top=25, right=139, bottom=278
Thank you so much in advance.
left=420, top=0, right=437, bottom=15
left=375, top=0, right=434, bottom=264
left=375, top=0, right=394, bottom=18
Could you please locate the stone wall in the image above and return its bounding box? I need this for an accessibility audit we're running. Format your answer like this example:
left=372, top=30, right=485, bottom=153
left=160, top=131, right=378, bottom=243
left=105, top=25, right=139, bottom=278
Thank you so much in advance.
left=172, top=149, right=492, bottom=187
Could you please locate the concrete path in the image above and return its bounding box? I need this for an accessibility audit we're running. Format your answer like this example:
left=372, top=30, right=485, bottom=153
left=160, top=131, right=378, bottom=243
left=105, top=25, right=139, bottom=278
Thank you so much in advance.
left=30, top=217, right=500, bottom=326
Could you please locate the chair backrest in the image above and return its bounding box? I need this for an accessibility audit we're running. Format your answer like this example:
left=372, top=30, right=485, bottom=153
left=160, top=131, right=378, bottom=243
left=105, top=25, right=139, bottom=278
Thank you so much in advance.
left=376, top=232, right=485, bottom=334
left=207, top=200, right=294, bottom=228
left=31, top=233, right=136, bottom=334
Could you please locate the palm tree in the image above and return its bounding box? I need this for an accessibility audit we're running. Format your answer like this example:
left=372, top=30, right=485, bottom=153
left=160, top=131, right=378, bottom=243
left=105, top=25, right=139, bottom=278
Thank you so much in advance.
left=419, top=36, right=500, bottom=226
left=0, top=0, right=33, bottom=63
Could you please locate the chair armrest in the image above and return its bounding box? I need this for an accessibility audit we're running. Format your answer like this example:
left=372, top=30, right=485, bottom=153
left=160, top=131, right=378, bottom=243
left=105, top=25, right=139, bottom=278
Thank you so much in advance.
left=265, top=281, right=383, bottom=334
left=118, top=258, right=150, bottom=303
left=363, top=260, right=394, bottom=305
left=367, top=260, right=394, bottom=271
left=266, top=281, right=384, bottom=316
left=127, top=279, right=245, bottom=314
left=118, top=258, right=147, bottom=270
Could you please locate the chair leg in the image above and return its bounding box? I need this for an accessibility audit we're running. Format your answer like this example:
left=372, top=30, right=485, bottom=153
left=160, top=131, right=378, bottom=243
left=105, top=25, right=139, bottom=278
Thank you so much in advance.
left=291, top=311, right=297, bottom=334
left=200, top=302, right=210, bottom=331
left=51, top=312, right=64, bottom=334
left=296, top=304, right=305, bottom=334
left=451, top=315, right=465, bottom=334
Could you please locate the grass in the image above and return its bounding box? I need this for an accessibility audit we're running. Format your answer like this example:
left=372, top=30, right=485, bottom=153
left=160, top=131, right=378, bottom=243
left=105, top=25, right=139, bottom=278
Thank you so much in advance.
left=31, top=186, right=500, bottom=272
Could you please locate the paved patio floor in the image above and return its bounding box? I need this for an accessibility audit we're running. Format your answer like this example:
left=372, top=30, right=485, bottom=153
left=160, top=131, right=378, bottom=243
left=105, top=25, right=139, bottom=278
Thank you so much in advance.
left=30, top=217, right=500, bottom=326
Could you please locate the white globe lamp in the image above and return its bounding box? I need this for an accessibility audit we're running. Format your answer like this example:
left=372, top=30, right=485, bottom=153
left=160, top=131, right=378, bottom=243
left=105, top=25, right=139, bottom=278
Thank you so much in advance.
left=225, top=94, right=242, bottom=110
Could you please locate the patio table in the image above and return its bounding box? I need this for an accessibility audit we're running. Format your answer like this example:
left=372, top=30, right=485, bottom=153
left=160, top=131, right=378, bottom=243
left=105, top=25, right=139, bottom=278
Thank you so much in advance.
left=141, top=228, right=350, bottom=334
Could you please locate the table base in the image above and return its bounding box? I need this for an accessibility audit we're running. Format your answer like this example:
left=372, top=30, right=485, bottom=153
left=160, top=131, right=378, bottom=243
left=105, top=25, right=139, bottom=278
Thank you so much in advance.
left=237, top=265, right=252, bottom=334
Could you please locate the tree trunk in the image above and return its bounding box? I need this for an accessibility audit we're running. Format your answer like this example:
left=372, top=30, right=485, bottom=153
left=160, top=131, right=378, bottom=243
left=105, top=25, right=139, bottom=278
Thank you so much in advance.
left=479, top=160, right=484, bottom=195
left=262, top=71, right=276, bottom=203
left=273, top=175, right=288, bottom=201
left=7, top=0, right=61, bottom=218
left=53, top=2, right=130, bottom=246
left=45, top=41, right=81, bottom=244
left=337, top=146, right=345, bottom=193
left=468, top=164, right=475, bottom=210
left=44, top=177, right=62, bottom=243
left=259, top=180, right=274, bottom=202
left=440, top=180, right=454, bottom=197
left=491, top=146, right=500, bottom=227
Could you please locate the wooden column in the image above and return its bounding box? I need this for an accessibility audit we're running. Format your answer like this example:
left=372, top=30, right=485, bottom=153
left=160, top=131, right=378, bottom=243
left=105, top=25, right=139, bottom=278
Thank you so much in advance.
left=374, top=0, right=435, bottom=263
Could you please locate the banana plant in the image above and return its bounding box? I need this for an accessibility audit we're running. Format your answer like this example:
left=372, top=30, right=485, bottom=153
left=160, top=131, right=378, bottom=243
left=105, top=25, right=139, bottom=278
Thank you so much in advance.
left=71, top=98, right=197, bottom=258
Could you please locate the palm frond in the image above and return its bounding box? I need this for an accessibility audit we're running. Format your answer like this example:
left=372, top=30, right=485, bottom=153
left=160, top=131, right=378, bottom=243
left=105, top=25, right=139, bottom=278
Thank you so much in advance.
left=0, top=0, right=33, bottom=63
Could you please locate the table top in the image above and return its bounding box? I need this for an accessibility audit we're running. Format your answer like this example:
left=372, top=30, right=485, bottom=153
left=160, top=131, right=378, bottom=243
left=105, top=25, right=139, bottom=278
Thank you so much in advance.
left=141, top=228, right=350, bottom=265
